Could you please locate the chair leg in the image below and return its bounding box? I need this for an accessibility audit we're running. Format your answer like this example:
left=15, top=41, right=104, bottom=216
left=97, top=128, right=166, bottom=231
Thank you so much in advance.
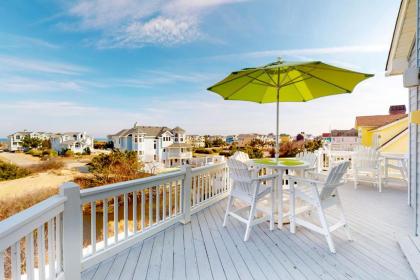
left=223, top=195, right=233, bottom=227
left=336, top=194, right=352, bottom=241
left=378, top=172, right=382, bottom=192
left=244, top=201, right=257, bottom=241
left=316, top=201, right=336, bottom=253
left=289, top=184, right=296, bottom=234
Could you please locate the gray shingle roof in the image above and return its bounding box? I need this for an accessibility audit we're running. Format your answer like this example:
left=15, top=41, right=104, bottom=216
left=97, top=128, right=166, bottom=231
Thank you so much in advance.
left=110, top=126, right=185, bottom=138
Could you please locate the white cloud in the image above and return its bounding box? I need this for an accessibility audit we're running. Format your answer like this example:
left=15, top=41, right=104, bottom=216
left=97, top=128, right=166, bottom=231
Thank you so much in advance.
left=0, top=33, right=59, bottom=49
left=0, top=76, right=85, bottom=93
left=0, top=56, right=89, bottom=75
left=63, top=0, right=245, bottom=48
left=207, top=44, right=389, bottom=60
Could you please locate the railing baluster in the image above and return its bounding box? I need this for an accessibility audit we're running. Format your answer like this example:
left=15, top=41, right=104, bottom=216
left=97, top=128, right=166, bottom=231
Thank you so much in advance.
left=103, top=198, right=108, bottom=249
left=192, top=175, right=196, bottom=207
left=37, top=225, right=46, bottom=280
left=156, top=185, right=160, bottom=223
left=201, top=175, right=204, bottom=202
left=124, top=193, right=128, bottom=239
left=163, top=183, right=166, bottom=221
left=11, top=242, right=20, bottom=280
left=169, top=181, right=172, bottom=217
left=55, top=215, right=61, bottom=273
left=26, top=232, right=34, bottom=280
left=90, top=201, right=96, bottom=255
left=149, top=188, right=153, bottom=227
left=141, top=190, right=145, bottom=230
left=174, top=180, right=178, bottom=215
left=48, top=219, right=55, bottom=279
left=114, top=196, right=118, bottom=244
left=133, top=191, right=137, bottom=234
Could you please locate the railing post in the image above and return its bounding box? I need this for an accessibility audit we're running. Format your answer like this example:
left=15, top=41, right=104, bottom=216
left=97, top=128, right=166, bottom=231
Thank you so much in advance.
left=181, top=165, right=192, bottom=224
left=60, top=182, right=82, bottom=280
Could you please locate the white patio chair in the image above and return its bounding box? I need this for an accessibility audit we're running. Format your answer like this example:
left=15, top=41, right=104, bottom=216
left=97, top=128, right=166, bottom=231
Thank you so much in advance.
left=287, top=161, right=352, bottom=253
left=223, top=158, right=278, bottom=241
left=352, top=146, right=382, bottom=192
left=296, top=151, right=318, bottom=175
left=230, top=151, right=250, bottom=163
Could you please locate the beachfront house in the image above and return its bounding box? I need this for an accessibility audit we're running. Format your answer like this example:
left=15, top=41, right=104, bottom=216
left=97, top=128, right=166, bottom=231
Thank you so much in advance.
left=355, top=105, right=408, bottom=154
left=50, top=132, right=94, bottom=154
left=109, top=124, right=192, bottom=167
left=386, top=0, right=420, bottom=269
left=329, top=129, right=359, bottom=151
left=186, top=135, right=205, bottom=148
left=7, top=130, right=52, bottom=151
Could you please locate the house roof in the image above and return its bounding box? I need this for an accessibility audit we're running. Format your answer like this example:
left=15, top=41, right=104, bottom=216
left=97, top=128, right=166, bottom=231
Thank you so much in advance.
left=355, top=114, right=408, bottom=128
left=167, top=143, right=192, bottom=148
left=331, top=129, right=358, bottom=137
left=386, top=0, right=416, bottom=75
left=109, top=126, right=185, bottom=138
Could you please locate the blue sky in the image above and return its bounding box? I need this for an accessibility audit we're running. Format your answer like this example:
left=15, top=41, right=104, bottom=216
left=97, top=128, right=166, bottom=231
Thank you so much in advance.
left=0, top=0, right=406, bottom=137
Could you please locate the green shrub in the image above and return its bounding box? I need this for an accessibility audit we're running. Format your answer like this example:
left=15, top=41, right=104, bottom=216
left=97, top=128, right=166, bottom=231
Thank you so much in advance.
left=83, top=147, right=91, bottom=155
left=42, top=149, right=58, bottom=157
left=0, top=160, right=31, bottom=181
left=219, top=151, right=232, bottom=157
left=64, top=149, right=74, bottom=157
left=26, top=149, right=42, bottom=157
left=194, top=148, right=213, bottom=154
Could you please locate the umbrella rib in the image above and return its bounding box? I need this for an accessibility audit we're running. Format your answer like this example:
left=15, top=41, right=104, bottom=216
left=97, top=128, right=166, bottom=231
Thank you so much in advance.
left=299, top=64, right=373, bottom=76
left=223, top=70, right=268, bottom=100
left=294, top=68, right=352, bottom=92
left=207, top=69, right=261, bottom=89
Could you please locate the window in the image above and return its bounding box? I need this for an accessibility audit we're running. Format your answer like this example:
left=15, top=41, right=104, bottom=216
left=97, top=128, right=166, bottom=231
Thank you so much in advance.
left=15, top=135, right=20, bottom=140
left=181, top=148, right=184, bottom=152
left=154, top=155, right=157, bottom=160
left=163, top=148, right=166, bottom=152
left=134, top=137, right=138, bottom=143
left=154, top=143, right=156, bottom=149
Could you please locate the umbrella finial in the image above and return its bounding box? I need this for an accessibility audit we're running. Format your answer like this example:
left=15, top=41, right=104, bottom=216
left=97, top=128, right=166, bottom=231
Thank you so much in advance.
left=277, top=57, right=284, bottom=64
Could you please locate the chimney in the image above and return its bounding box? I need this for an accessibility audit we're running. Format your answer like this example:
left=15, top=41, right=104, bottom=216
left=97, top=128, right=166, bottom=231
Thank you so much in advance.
left=389, top=105, right=406, bottom=115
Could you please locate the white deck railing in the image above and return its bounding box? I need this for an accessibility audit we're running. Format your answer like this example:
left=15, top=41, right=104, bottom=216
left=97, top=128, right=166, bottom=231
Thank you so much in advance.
left=0, top=162, right=230, bottom=280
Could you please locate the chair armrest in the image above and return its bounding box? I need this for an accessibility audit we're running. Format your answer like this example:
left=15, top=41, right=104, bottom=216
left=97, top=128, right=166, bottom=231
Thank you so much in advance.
left=251, top=173, right=279, bottom=182
left=285, top=175, right=324, bottom=186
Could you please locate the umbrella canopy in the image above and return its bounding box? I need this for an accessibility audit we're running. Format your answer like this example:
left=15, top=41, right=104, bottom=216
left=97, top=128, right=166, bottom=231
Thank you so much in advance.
left=207, top=60, right=373, bottom=158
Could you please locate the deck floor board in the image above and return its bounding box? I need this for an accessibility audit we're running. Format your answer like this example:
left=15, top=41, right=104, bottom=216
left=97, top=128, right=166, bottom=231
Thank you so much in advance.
left=82, top=183, right=415, bottom=280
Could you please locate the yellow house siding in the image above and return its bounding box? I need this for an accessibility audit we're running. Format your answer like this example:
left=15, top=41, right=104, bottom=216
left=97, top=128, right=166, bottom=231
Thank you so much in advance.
left=372, top=118, right=408, bottom=146
left=357, top=126, right=375, bottom=146
left=379, top=130, right=408, bottom=154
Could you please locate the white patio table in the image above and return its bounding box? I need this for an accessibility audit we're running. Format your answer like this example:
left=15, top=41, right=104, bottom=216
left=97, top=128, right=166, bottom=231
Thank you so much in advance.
left=247, top=158, right=310, bottom=229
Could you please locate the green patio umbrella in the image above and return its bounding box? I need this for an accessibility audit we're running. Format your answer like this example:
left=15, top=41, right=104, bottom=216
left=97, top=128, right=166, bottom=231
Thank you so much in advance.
left=207, top=60, right=373, bottom=159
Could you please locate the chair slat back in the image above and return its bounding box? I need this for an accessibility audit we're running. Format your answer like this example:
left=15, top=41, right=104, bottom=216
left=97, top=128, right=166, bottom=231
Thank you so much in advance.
left=296, top=151, right=317, bottom=169
left=230, top=151, right=250, bottom=163
left=352, top=146, right=380, bottom=170
left=320, top=161, right=350, bottom=200
left=227, top=158, right=254, bottom=195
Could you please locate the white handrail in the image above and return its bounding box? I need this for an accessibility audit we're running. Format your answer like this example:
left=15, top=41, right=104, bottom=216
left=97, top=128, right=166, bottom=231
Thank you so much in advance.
left=0, top=163, right=231, bottom=280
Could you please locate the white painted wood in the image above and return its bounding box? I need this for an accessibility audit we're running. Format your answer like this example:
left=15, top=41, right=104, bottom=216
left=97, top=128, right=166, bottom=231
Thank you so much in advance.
left=181, top=165, right=192, bottom=224
left=141, top=190, right=145, bottom=230
left=11, top=242, right=20, bottom=280
left=37, top=225, right=46, bottom=280
left=0, top=250, right=4, bottom=280
left=48, top=219, right=56, bottom=279
left=113, top=196, right=118, bottom=245
left=159, top=227, right=174, bottom=280
left=60, top=182, right=82, bottom=280
left=352, top=146, right=383, bottom=191
left=133, top=192, right=137, bottom=234
left=118, top=242, right=142, bottom=280
left=288, top=161, right=351, bottom=253
left=55, top=214, right=62, bottom=274
left=183, top=223, right=199, bottom=280
left=103, top=248, right=129, bottom=280
left=146, top=231, right=164, bottom=280
left=103, top=199, right=108, bottom=249
left=173, top=225, right=186, bottom=280
left=90, top=202, right=96, bottom=255
left=190, top=215, right=213, bottom=280
left=132, top=237, right=153, bottom=280
left=25, top=233, right=35, bottom=280
left=224, top=159, right=277, bottom=241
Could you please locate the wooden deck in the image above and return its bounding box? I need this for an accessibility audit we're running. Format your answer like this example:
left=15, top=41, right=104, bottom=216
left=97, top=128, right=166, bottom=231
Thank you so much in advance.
left=82, top=182, right=415, bottom=280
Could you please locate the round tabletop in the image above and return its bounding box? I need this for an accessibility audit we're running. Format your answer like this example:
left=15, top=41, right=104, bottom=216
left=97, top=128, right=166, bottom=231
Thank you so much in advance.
left=248, top=158, right=310, bottom=170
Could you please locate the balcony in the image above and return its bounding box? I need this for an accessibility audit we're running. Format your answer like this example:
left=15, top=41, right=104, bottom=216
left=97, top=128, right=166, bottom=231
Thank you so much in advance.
left=0, top=160, right=415, bottom=280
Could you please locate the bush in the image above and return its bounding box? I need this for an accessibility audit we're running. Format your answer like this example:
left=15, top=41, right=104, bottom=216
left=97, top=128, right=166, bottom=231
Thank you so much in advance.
left=26, top=149, right=42, bottom=157
left=42, top=149, right=58, bottom=158
left=219, top=151, right=232, bottom=157
left=74, top=150, right=149, bottom=188
left=63, top=149, right=74, bottom=157
left=0, top=160, right=31, bottom=181
left=83, top=147, right=91, bottom=155
left=27, top=159, right=64, bottom=173
left=194, top=148, right=213, bottom=154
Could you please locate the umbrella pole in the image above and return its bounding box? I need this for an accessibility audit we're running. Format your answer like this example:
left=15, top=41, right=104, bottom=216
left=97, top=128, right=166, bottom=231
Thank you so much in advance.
left=275, top=88, right=280, bottom=160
